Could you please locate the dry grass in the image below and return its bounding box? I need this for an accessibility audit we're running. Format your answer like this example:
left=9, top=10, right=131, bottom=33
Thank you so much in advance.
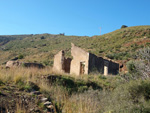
left=15, top=103, right=26, bottom=113
left=62, top=89, right=101, bottom=113
left=39, top=77, right=68, bottom=112
left=0, top=100, right=27, bottom=113
left=38, top=79, right=103, bottom=113
left=0, top=67, right=131, bottom=113
left=0, top=67, right=117, bottom=113
left=0, top=67, right=53, bottom=83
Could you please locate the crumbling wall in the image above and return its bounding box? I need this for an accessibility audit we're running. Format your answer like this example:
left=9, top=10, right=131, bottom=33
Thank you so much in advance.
left=53, top=50, right=65, bottom=73
left=70, top=43, right=89, bottom=75
left=89, top=54, right=119, bottom=75
left=53, top=50, right=72, bottom=73
left=108, top=60, right=119, bottom=75
left=53, top=43, right=119, bottom=76
left=88, top=53, right=104, bottom=74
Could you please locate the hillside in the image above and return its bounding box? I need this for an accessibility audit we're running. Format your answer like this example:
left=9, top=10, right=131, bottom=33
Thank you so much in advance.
left=0, top=26, right=150, bottom=112
left=0, top=26, right=150, bottom=66
left=0, top=35, right=32, bottom=46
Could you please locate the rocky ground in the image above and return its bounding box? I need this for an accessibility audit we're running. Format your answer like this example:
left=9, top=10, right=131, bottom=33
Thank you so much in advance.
left=0, top=82, right=55, bottom=113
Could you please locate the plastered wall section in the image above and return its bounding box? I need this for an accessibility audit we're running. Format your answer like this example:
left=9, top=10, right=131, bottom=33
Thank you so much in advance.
left=53, top=50, right=64, bottom=73
left=70, top=44, right=89, bottom=75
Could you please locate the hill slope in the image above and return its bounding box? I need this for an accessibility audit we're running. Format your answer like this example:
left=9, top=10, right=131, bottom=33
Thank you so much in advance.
left=0, top=26, right=150, bottom=65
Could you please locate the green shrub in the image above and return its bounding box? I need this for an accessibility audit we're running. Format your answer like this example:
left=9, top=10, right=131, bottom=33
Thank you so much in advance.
left=128, top=80, right=150, bottom=102
left=99, top=50, right=104, bottom=53
left=16, top=81, right=39, bottom=91
left=140, top=81, right=150, bottom=100
left=23, top=84, right=32, bottom=91
left=126, top=60, right=136, bottom=73
left=18, top=54, right=24, bottom=59
left=0, top=79, right=4, bottom=85
left=40, top=36, right=45, bottom=39
left=106, top=53, right=115, bottom=59
left=78, top=86, right=88, bottom=92
left=99, top=75, right=107, bottom=80
left=106, top=52, right=130, bottom=60
left=100, top=80, right=150, bottom=112
left=43, top=60, right=52, bottom=66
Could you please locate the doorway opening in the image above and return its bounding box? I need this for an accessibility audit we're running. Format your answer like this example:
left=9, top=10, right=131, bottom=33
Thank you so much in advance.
left=80, top=61, right=85, bottom=75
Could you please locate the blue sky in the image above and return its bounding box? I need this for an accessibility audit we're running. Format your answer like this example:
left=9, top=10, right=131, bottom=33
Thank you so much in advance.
left=0, top=0, right=150, bottom=36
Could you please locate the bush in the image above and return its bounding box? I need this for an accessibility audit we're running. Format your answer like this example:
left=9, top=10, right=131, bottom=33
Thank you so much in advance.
left=40, top=36, right=45, bottom=39
left=129, top=80, right=150, bottom=101
left=106, top=53, right=115, bottom=59
left=18, top=54, right=24, bottom=59
left=99, top=80, right=150, bottom=112
left=121, top=25, right=128, bottom=29
left=43, top=60, right=52, bottom=66
left=0, top=79, right=4, bottom=85
left=24, top=82, right=40, bottom=91
left=140, top=81, right=150, bottom=100
left=106, top=52, right=130, bottom=60
left=126, top=60, right=136, bottom=73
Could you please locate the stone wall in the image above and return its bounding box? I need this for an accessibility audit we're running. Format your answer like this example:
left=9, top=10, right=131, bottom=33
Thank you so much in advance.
left=88, top=53, right=104, bottom=74
left=53, top=50, right=72, bottom=73
left=88, top=53, right=119, bottom=75
left=53, top=50, right=65, bottom=73
left=70, top=43, right=89, bottom=75
left=107, top=60, right=119, bottom=75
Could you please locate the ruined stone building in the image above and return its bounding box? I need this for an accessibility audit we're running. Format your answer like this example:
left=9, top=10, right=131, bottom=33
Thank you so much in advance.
left=53, top=43, right=119, bottom=76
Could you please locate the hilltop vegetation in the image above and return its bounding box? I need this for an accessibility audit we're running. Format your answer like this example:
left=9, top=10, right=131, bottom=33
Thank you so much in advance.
left=0, top=26, right=150, bottom=66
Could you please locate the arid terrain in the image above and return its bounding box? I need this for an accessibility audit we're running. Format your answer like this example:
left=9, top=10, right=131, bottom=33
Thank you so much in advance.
left=0, top=26, right=150, bottom=113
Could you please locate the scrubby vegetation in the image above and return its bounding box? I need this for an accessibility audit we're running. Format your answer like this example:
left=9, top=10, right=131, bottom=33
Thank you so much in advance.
left=0, top=66, right=150, bottom=112
left=0, top=46, right=150, bottom=112
left=0, top=26, right=150, bottom=112
left=0, top=26, right=150, bottom=66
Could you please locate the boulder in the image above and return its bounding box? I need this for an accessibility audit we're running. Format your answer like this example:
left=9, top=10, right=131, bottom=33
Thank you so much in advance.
left=6, top=61, right=22, bottom=68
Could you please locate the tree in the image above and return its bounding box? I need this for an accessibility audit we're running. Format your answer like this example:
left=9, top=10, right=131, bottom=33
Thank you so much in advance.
left=121, top=25, right=128, bottom=29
